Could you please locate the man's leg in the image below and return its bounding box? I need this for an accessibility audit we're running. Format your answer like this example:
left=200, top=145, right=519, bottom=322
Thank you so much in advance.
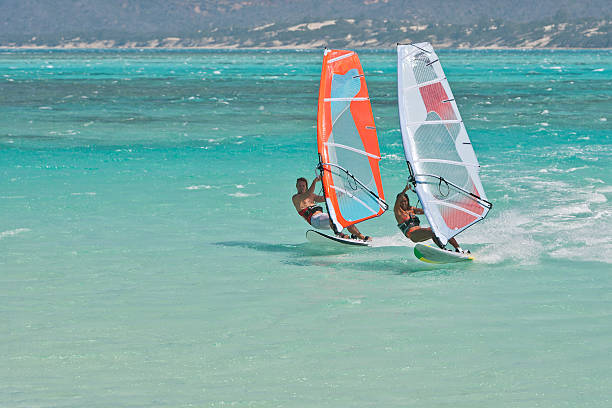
left=347, top=224, right=370, bottom=241
left=311, top=212, right=331, bottom=230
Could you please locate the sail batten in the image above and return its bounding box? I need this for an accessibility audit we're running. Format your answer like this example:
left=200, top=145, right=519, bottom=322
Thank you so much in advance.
left=324, top=142, right=381, bottom=159
left=398, top=42, right=491, bottom=245
left=324, top=97, right=370, bottom=102
left=328, top=52, right=355, bottom=63
left=402, top=77, right=447, bottom=90
left=422, top=200, right=485, bottom=218
left=405, top=120, right=462, bottom=125
left=317, top=49, right=387, bottom=232
left=415, top=158, right=479, bottom=167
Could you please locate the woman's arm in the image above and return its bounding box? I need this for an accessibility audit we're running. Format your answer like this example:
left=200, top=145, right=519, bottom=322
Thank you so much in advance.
left=394, top=182, right=412, bottom=210
left=411, top=206, right=424, bottom=214
left=394, top=193, right=402, bottom=211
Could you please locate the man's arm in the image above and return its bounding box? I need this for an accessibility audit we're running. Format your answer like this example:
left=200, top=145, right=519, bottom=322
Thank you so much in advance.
left=307, top=175, right=321, bottom=195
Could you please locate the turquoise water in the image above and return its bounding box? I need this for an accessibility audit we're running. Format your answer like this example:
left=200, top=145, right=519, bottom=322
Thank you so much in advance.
left=1, top=49, right=611, bottom=407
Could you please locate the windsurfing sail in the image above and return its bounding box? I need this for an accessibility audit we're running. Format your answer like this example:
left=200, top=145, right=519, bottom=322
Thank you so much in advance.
left=317, top=49, right=388, bottom=233
left=397, top=42, right=492, bottom=246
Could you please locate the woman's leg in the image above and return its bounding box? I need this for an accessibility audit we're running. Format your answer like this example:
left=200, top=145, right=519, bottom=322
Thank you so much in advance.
left=406, top=227, right=434, bottom=242
left=407, top=228, right=463, bottom=251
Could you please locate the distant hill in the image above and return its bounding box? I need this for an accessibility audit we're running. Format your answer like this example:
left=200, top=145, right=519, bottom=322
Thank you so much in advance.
left=1, top=0, right=610, bottom=48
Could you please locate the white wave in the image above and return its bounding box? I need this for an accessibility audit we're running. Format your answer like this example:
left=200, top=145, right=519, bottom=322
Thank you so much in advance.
left=501, top=124, right=527, bottom=129
left=228, top=192, right=261, bottom=198
left=587, top=192, right=607, bottom=204
left=593, top=68, right=604, bottom=72
left=70, top=192, right=96, bottom=196
left=538, top=165, right=588, bottom=174
left=0, top=228, right=30, bottom=240
left=186, top=185, right=212, bottom=190
left=527, top=179, right=612, bottom=264
left=381, top=153, right=402, bottom=161
left=459, top=210, right=543, bottom=265
left=596, top=184, right=612, bottom=192
left=585, top=178, right=604, bottom=184
left=516, top=177, right=569, bottom=191
left=550, top=244, right=612, bottom=264
left=550, top=203, right=593, bottom=217
left=369, top=233, right=414, bottom=248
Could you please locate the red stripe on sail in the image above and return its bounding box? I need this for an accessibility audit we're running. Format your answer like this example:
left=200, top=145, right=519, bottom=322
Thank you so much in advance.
left=440, top=181, right=485, bottom=230
left=419, top=82, right=456, bottom=121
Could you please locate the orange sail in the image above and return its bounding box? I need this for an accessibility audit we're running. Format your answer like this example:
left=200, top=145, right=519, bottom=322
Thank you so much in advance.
left=317, top=49, right=387, bottom=233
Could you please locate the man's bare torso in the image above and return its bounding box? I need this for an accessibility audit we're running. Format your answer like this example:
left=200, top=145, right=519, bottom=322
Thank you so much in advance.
left=292, top=191, right=320, bottom=212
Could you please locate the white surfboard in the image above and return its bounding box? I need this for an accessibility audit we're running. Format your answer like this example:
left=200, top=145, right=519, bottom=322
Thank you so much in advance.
left=306, top=229, right=371, bottom=247
left=413, top=243, right=473, bottom=263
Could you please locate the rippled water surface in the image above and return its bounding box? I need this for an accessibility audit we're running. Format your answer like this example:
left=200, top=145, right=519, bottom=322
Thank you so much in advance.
left=1, top=49, right=611, bottom=407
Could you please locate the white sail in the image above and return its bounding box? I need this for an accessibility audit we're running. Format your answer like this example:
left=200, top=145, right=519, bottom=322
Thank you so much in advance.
left=397, top=43, right=491, bottom=245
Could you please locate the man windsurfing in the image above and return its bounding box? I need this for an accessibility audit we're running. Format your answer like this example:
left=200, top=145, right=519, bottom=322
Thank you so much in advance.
left=293, top=176, right=370, bottom=241
left=394, top=182, right=469, bottom=253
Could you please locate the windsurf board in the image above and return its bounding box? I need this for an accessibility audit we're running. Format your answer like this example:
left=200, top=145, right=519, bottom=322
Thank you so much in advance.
left=306, top=229, right=371, bottom=247
left=414, top=243, right=473, bottom=263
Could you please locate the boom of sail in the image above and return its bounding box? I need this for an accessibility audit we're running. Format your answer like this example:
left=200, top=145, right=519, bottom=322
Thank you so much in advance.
left=317, top=49, right=388, bottom=233
left=397, top=43, right=492, bottom=245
